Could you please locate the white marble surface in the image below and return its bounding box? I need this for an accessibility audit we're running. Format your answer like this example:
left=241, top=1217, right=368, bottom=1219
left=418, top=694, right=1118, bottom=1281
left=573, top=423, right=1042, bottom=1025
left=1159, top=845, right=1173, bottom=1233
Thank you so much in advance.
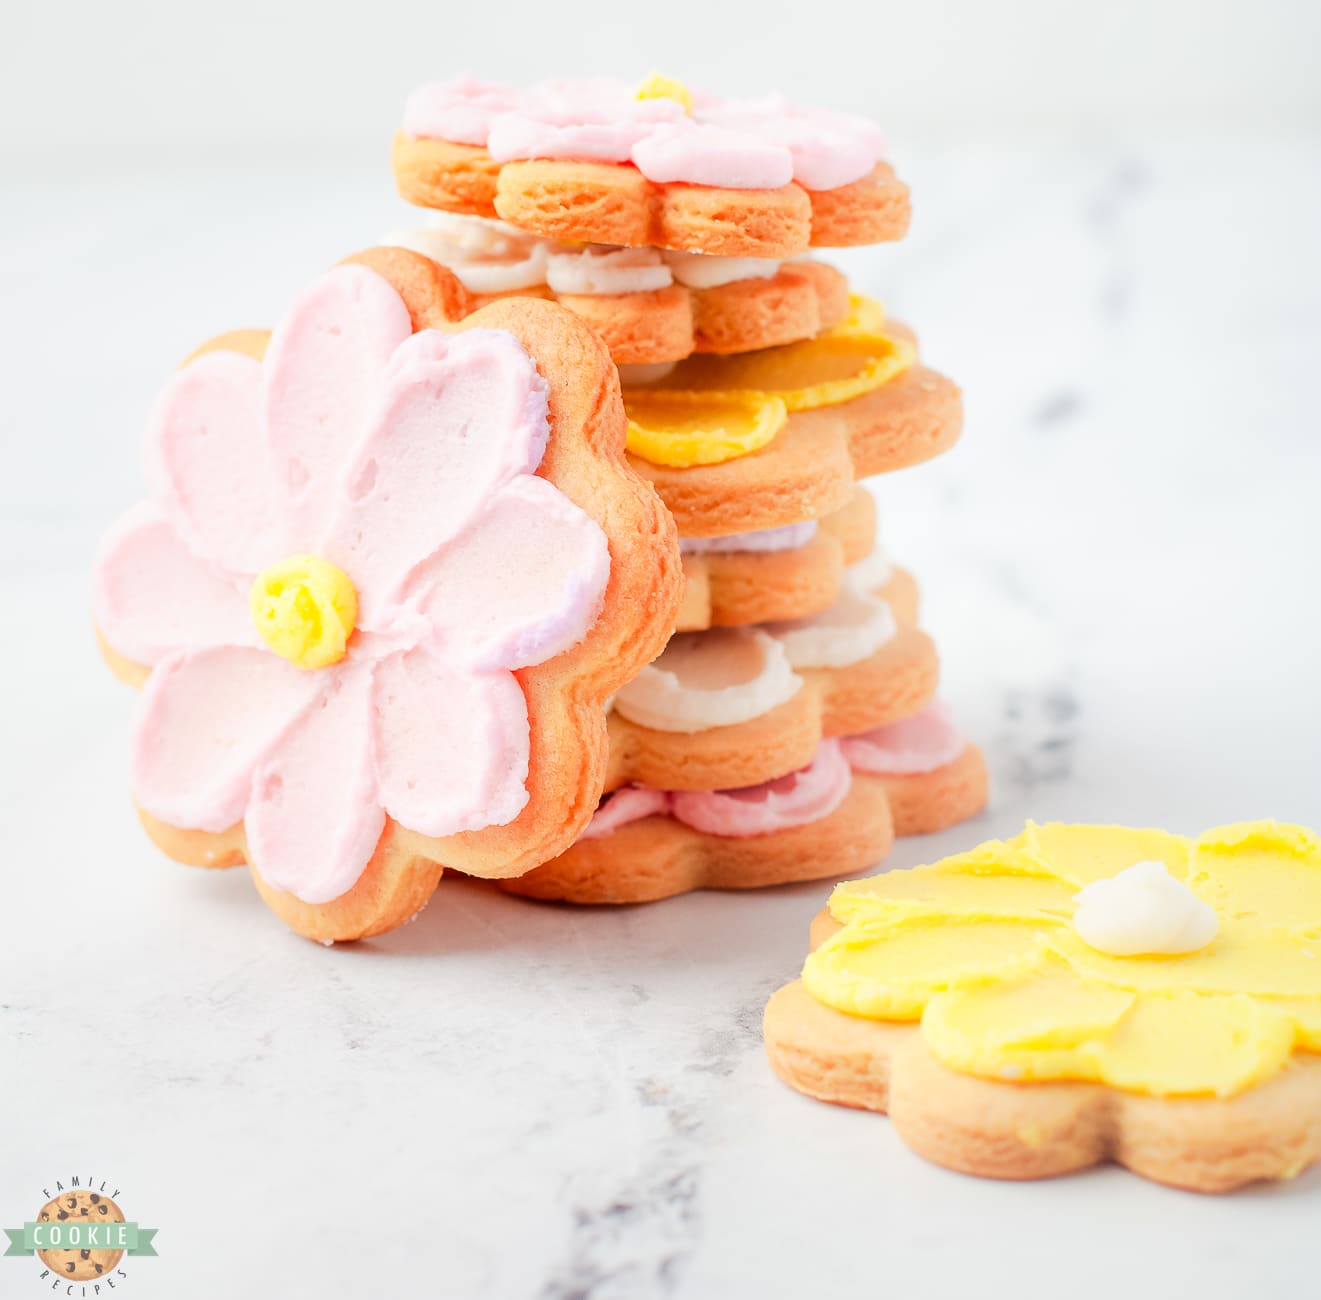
left=2, top=128, right=1320, bottom=1298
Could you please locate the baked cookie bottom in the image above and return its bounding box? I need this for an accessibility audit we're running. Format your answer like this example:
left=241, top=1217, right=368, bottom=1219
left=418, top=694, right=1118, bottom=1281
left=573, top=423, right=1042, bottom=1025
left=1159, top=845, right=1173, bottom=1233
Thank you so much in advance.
left=763, top=979, right=1321, bottom=1192
left=498, top=771, right=894, bottom=905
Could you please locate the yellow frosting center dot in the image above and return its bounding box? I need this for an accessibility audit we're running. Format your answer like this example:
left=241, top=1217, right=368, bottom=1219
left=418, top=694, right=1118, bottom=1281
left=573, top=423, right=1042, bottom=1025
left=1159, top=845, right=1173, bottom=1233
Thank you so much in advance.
left=635, top=73, right=694, bottom=114
left=250, top=555, right=358, bottom=670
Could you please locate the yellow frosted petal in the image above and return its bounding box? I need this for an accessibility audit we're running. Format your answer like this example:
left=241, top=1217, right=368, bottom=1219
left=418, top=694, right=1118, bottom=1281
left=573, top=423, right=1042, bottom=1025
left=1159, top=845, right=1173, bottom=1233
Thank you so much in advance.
left=1264, top=997, right=1321, bottom=1052
left=828, top=850, right=1077, bottom=927
left=641, top=329, right=915, bottom=412
left=922, top=959, right=1135, bottom=1083
left=1016, top=822, right=1192, bottom=886
left=1052, top=920, right=1321, bottom=998
left=623, top=391, right=786, bottom=467
left=802, top=915, right=1052, bottom=1021
left=1096, top=993, right=1295, bottom=1097
left=1188, top=820, right=1321, bottom=930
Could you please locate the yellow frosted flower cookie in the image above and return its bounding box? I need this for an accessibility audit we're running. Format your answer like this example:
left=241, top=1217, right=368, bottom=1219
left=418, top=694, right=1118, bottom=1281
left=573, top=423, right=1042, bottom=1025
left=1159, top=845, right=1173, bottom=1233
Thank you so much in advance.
left=765, top=820, right=1321, bottom=1191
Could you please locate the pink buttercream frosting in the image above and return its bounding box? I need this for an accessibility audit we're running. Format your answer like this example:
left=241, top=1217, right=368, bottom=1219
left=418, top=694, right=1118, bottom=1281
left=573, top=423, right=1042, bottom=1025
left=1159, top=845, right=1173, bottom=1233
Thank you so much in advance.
left=402, top=77, right=886, bottom=192
left=579, top=784, right=673, bottom=840
left=94, top=264, right=610, bottom=904
left=581, top=740, right=852, bottom=841
left=839, top=701, right=966, bottom=775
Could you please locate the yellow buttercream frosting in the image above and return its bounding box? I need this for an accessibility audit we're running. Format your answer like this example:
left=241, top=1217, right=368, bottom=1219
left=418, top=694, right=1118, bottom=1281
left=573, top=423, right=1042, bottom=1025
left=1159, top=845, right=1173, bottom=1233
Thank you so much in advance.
left=623, top=390, right=787, bottom=468
left=642, top=321, right=916, bottom=415
left=802, top=821, right=1321, bottom=1097
left=635, top=73, right=694, bottom=114
left=838, top=293, right=888, bottom=336
left=250, top=554, right=357, bottom=670
left=617, top=298, right=911, bottom=468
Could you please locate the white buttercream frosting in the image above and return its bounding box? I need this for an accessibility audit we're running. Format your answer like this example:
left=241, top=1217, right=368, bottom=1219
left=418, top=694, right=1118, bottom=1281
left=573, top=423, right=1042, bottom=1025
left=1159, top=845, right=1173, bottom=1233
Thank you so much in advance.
left=763, top=590, right=897, bottom=669
left=843, top=543, right=894, bottom=593
left=613, top=627, right=802, bottom=733
left=545, top=246, right=673, bottom=295
left=1072, top=861, right=1219, bottom=956
left=662, top=249, right=781, bottom=288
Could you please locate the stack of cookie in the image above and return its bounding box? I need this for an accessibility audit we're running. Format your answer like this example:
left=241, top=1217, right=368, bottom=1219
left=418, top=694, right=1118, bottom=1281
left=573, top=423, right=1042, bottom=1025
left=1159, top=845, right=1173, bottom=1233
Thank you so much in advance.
left=386, top=74, right=989, bottom=903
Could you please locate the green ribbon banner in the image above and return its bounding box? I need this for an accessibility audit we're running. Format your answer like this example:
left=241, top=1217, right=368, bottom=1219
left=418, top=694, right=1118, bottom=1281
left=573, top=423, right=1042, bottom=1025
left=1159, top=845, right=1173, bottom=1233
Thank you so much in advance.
left=4, top=1222, right=158, bottom=1256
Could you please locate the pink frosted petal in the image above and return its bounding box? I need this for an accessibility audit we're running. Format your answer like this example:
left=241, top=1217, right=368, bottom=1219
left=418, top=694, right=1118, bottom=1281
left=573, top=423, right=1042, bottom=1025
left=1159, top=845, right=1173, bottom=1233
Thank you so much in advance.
left=373, top=647, right=530, bottom=837
left=411, top=476, right=608, bottom=671
left=402, top=77, right=521, bottom=144
left=488, top=79, right=683, bottom=163
left=94, top=501, right=252, bottom=665
left=773, top=123, right=875, bottom=192
left=131, top=646, right=320, bottom=833
left=246, top=662, right=384, bottom=905
left=401, top=78, right=887, bottom=192
left=580, top=785, right=672, bottom=840
left=325, top=328, right=550, bottom=622
left=632, top=123, right=794, bottom=190
left=670, top=740, right=852, bottom=838
left=145, top=347, right=283, bottom=577
left=840, top=701, right=966, bottom=775
left=261, top=264, right=414, bottom=550
left=704, top=98, right=885, bottom=190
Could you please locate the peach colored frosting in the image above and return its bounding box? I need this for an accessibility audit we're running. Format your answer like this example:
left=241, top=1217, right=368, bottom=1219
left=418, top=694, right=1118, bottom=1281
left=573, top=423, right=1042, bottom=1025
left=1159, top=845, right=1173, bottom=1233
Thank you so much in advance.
left=94, top=265, right=610, bottom=904
left=581, top=740, right=851, bottom=840
left=840, top=700, right=966, bottom=775
left=402, top=77, right=887, bottom=192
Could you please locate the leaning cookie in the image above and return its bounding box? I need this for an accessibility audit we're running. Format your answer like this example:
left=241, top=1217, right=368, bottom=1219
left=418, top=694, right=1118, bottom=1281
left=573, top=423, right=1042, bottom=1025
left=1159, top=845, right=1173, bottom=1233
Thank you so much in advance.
left=607, top=582, right=937, bottom=792
left=384, top=215, right=850, bottom=365
left=622, top=310, right=961, bottom=537
left=766, top=821, right=1321, bottom=1191
left=93, top=250, right=681, bottom=942
left=393, top=75, right=910, bottom=257
left=500, top=741, right=894, bottom=904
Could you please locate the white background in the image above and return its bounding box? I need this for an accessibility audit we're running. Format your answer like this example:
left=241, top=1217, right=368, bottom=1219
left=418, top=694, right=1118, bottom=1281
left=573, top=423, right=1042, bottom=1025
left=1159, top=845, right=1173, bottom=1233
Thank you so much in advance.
left=2, top=4, right=1321, bottom=1298
left=3, top=0, right=1319, bottom=159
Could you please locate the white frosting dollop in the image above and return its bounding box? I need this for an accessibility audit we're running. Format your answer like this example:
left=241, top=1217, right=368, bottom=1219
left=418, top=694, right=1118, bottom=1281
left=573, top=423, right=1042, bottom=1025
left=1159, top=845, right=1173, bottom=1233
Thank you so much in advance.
left=764, top=589, right=897, bottom=670
left=545, top=246, right=672, bottom=295
left=679, top=520, right=818, bottom=555
left=613, top=627, right=802, bottom=733
left=1072, top=861, right=1219, bottom=956
left=662, top=249, right=781, bottom=288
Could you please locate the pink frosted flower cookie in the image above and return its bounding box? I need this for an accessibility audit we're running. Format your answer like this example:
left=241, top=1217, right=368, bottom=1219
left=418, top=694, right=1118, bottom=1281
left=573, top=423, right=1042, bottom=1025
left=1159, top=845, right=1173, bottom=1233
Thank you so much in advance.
left=93, top=250, right=681, bottom=942
left=392, top=74, right=911, bottom=258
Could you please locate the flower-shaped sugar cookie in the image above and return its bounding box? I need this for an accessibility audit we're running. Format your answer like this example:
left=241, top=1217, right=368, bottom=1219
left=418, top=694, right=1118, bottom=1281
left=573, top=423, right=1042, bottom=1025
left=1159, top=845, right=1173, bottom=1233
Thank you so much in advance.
left=765, top=821, right=1321, bottom=1191
left=94, top=257, right=680, bottom=942
left=393, top=75, right=911, bottom=257
left=502, top=742, right=895, bottom=905
left=383, top=211, right=852, bottom=366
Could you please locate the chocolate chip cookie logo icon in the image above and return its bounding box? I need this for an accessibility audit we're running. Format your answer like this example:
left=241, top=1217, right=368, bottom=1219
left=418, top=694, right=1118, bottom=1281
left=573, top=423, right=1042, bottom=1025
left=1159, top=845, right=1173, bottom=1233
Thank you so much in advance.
left=4, top=1178, right=157, bottom=1290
